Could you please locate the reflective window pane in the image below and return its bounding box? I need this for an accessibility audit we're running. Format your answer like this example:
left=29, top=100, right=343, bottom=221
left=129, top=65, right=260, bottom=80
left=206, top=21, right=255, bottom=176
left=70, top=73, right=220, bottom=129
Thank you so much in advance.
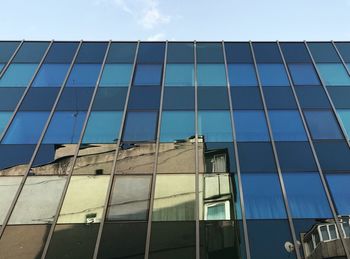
left=257, top=64, right=289, bottom=86
left=198, top=111, right=233, bottom=142
left=225, top=42, right=253, bottom=63
left=338, top=109, right=350, bottom=139
left=165, top=64, right=194, bottom=86
left=326, top=173, right=350, bottom=215
left=0, top=111, right=12, bottom=134
left=253, top=42, right=283, bottom=63
left=12, top=42, right=49, bottom=63
left=280, top=42, right=312, bottom=63
left=228, top=64, right=258, bottom=87
left=32, top=63, right=70, bottom=87
left=123, top=111, right=158, bottom=142
left=0, top=177, right=21, bottom=225
left=106, top=42, right=137, bottom=63
left=198, top=87, right=229, bottom=110
left=137, top=42, right=165, bottom=63
left=133, top=64, right=162, bottom=86
left=317, top=63, right=350, bottom=86
left=238, top=143, right=276, bottom=172
left=0, top=64, right=38, bottom=87
left=197, top=64, right=226, bottom=87
left=288, top=63, right=320, bottom=86
left=167, top=42, right=194, bottom=63
left=66, top=64, right=102, bottom=87
left=160, top=111, right=195, bottom=142
left=44, top=42, right=78, bottom=63
left=197, top=43, right=224, bottom=63
left=75, top=42, right=108, bottom=63
left=308, top=42, right=340, bottom=63
left=99, top=64, right=133, bottom=87
left=128, top=86, right=161, bottom=110
left=0, top=41, right=20, bottom=62
left=234, top=110, right=269, bottom=141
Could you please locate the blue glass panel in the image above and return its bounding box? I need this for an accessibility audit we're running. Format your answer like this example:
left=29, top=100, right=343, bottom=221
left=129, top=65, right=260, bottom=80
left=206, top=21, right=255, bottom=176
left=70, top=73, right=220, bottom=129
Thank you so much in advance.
left=0, top=112, right=12, bottom=134
left=304, top=110, right=343, bottom=140
left=326, top=173, right=350, bottom=215
left=128, top=86, right=161, bottom=110
left=75, top=42, right=108, bottom=63
left=13, top=42, right=49, bottom=63
left=106, top=43, right=137, bottom=63
left=198, top=111, right=233, bottom=142
left=242, top=172, right=287, bottom=219
left=328, top=87, right=350, bottom=109
left=43, top=111, right=86, bottom=144
left=234, top=110, right=269, bottom=141
left=32, top=64, right=70, bottom=87
left=314, top=141, right=350, bottom=171
left=56, top=88, right=94, bottom=111
left=295, top=86, right=330, bottom=109
left=288, top=64, right=320, bottom=86
left=137, top=43, right=165, bottom=63
left=162, top=87, right=194, bottom=110
left=133, top=64, right=162, bottom=86
left=308, top=42, right=340, bottom=63
left=160, top=111, right=195, bottom=142
left=253, top=42, right=283, bottom=63
left=83, top=111, right=122, bottom=143
left=257, top=64, right=289, bottom=86
left=92, top=88, right=127, bottom=111
left=338, top=109, right=350, bottom=139
left=123, top=111, right=158, bottom=142
left=198, top=87, right=229, bottom=110
left=317, top=63, right=350, bottom=86
left=167, top=43, right=194, bottom=63
left=197, top=43, right=224, bottom=63
left=264, top=87, right=297, bottom=109
left=66, top=64, right=101, bottom=87
left=197, top=64, right=226, bottom=87
left=99, top=64, right=132, bottom=87
left=228, top=64, right=257, bottom=87
left=284, top=172, right=332, bottom=218
left=269, top=110, right=307, bottom=141
left=0, top=41, right=20, bottom=62
left=0, top=88, right=25, bottom=111
left=280, top=43, right=311, bottom=63
left=2, top=111, right=49, bottom=144
left=0, top=64, right=4, bottom=72
left=165, top=64, right=194, bottom=86
left=44, top=42, right=79, bottom=63
left=225, top=42, right=253, bottom=63
left=335, top=43, right=350, bottom=63
left=238, top=143, right=276, bottom=172
left=20, top=88, right=60, bottom=111
left=0, top=64, right=38, bottom=87
left=231, top=87, right=263, bottom=109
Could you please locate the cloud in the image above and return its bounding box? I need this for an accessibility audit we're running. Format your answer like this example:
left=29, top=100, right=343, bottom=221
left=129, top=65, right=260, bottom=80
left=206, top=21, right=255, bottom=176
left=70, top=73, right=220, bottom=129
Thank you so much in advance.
left=147, top=32, right=165, bottom=41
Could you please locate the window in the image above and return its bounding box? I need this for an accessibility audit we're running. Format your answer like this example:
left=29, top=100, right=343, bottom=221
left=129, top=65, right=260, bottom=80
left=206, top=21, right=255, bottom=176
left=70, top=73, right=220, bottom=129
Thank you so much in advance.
left=32, top=64, right=70, bottom=87
left=317, top=63, right=350, bottom=86
left=167, top=42, right=194, bottom=63
left=106, top=42, right=137, bottom=63
left=82, top=111, right=122, bottom=143
left=198, top=110, right=233, bottom=142
left=238, top=143, right=276, bottom=172
left=326, top=173, right=350, bottom=215
left=253, top=42, right=283, bottom=63
left=165, top=64, right=194, bottom=86
left=225, top=42, right=253, bottom=63
left=75, top=42, right=108, bottom=63
left=288, top=63, right=320, bottom=85
left=231, top=87, right=263, bottom=109
left=197, top=43, right=224, bottom=63
left=314, top=141, right=350, bottom=171
left=12, top=42, right=49, bottom=63
left=263, top=87, right=297, bottom=109
left=335, top=42, right=350, bottom=62
left=295, top=86, right=330, bottom=109
left=43, top=111, right=87, bottom=144
left=44, top=42, right=79, bottom=63
left=128, top=86, right=161, bottom=110
left=163, top=87, right=195, bottom=110
left=338, top=109, right=350, bottom=139
left=197, top=64, right=226, bottom=87
left=280, top=42, right=312, bottom=63
left=66, top=64, right=102, bottom=87
left=0, top=64, right=38, bottom=87
left=198, top=87, right=229, bottom=109
left=0, top=41, right=20, bottom=62
left=268, top=110, right=307, bottom=141
left=0, top=112, right=12, bottom=134
left=160, top=111, right=195, bottom=142
left=308, top=42, right=340, bottom=63
left=91, top=88, right=127, bottom=111
left=137, top=42, right=165, bottom=63
left=123, top=111, right=158, bottom=142
left=2, top=111, right=49, bottom=144
left=257, top=64, right=289, bottom=86
left=227, top=64, right=258, bottom=86
left=133, top=64, right=162, bottom=86
left=99, top=64, right=133, bottom=87
left=234, top=110, right=269, bottom=141
left=304, top=110, right=343, bottom=140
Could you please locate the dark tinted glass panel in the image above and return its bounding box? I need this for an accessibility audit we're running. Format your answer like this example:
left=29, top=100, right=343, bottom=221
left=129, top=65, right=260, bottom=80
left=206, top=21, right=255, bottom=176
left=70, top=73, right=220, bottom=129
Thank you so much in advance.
left=338, top=109, right=350, bottom=139
left=280, top=42, right=311, bottom=63
left=0, top=64, right=38, bottom=87
left=137, top=42, right=165, bottom=63
left=0, top=144, right=36, bottom=171
left=0, top=88, right=26, bottom=111
left=197, top=43, right=224, bottom=63
left=263, top=87, right=297, bottom=109
left=46, top=224, right=99, bottom=259
left=56, top=87, right=94, bottom=110
left=268, top=110, right=307, bottom=141
left=304, top=110, right=343, bottom=140
left=66, top=64, right=101, bottom=87
left=12, top=42, right=49, bottom=63
left=163, top=87, right=195, bottom=110
left=198, top=87, right=229, bottom=109
left=234, top=110, right=269, bottom=141
left=133, top=64, right=162, bottom=86
left=328, top=87, right=350, bottom=109
left=275, top=142, right=317, bottom=172
left=326, top=173, right=350, bottom=215
left=228, top=64, right=258, bottom=86
left=284, top=172, right=332, bottom=218
left=20, top=87, right=59, bottom=110
left=42, top=111, right=86, bottom=144
left=2, top=111, right=49, bottom=144
left=0, top=41, right=20, bottom=62
left=75, top=42, right=108, bottom=63
left=231, top=87, right=263, bottom=109
left=150, top=222, right=196, bottom=259
left=98, top=222, right=147, bottom=259
left=314, top=141, right=350, bottom=171
left=160, top=111, right=195, bottom=142
left=128, top=86, right=161, bottom=110
left=167, top=42, right=194, bottom=63
left=295, top=86, right=330, bottom=109
left=288, top=63, right=320, bottom=85
left=335, top=42, right=350, bottom=62
left=106, top=42, right=137, bottom=63
left=99, top=64, right=133, bottom=87
left=0, top=112, right=11, bottom=134
left=225, top=42, right=253, bottom=63
left=165, top=64, right=194, bottom=86
left=308, top=42, right=340, bottom=63
left=253, top=42, right=282, bottom=63
left=91, top=87, right=127, bottom=111
left=44, top=42, right=78, bottom=63
left=123, top=111, right=157, bottom=142
left=242, top=172, right=286, bottom=219
left=238, top=142, right=276, bottom=172
left=257, top=64, right=289, bottom=86
left=32, top=64, right=70, bottom=87
left=198, top=111, right=233, bottom=142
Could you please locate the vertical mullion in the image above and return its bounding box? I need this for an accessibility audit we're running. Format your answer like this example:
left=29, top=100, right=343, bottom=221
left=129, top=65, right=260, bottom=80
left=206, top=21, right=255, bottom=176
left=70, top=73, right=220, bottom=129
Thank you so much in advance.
left=142, top=41, right=168, bottom=259
left=92, top=41, right=140, bottom=259
left=277, top=41, right=350, bottom=259
left=304, top=41, right=350, bottom=148
left=221, top=41, right=251, bottom=259
left=250, top=41, right=302, bottom=259
left=40, top=40, right=112, bottom=258
left=0, top=40, right=54, bottom=237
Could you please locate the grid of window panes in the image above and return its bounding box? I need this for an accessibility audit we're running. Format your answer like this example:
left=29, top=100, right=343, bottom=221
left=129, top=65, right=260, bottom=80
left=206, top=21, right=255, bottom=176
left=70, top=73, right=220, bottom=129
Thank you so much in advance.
left=0, top=41, right=350, bottom=259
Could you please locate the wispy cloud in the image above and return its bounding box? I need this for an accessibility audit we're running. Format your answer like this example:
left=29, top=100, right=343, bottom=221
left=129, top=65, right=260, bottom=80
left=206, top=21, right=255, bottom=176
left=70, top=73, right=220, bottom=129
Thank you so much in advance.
left=147, top=32, right=165, bottom=41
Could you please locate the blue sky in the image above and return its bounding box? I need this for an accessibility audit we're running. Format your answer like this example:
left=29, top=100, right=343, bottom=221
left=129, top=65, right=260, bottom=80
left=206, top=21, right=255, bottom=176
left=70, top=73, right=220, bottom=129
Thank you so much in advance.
left=1, top=0, right=350, bottom=40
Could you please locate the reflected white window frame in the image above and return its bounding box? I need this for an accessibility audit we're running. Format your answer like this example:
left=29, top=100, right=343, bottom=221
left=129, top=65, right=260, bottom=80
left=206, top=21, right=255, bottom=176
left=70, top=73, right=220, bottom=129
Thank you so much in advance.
left=204, top=200, right=231, bottom=220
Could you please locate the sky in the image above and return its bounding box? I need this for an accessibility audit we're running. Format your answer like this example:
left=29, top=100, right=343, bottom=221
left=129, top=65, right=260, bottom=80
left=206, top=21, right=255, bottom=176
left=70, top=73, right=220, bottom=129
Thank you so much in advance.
left=1, top=0, right=350, bottom=41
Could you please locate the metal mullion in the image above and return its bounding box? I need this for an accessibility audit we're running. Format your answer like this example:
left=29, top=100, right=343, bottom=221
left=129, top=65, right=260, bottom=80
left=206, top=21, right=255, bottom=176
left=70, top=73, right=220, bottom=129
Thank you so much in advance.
left=143, top=41, right=168, bottom=259
left=92, top=41, right=140, bottom=259
left=221, top=41, right=251, bottom=259
left=0, top=40, right=48, bottom=142
left=194, top=41, right=200, bottom=259
left=304, top=41, right=350, bottom=148
left=0, top=40, right=54, bottom=237
left=0, top=40, right=24, bottom=79
left=277, top=41, right=350, bottom=259
left=249, top=41, right=302, bottom=259
left=40, top=40, right=112, bottom=259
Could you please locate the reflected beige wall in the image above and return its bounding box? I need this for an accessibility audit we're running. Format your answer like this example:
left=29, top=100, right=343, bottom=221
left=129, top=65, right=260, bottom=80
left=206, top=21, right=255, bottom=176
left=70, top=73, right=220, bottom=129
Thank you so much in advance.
left=0, top=177, right=21, bottom=225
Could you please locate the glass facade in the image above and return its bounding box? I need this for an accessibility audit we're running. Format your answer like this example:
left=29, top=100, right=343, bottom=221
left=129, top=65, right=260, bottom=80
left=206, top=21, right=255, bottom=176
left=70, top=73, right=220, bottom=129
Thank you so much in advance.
left=0, top=41, right=349, bottom=259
